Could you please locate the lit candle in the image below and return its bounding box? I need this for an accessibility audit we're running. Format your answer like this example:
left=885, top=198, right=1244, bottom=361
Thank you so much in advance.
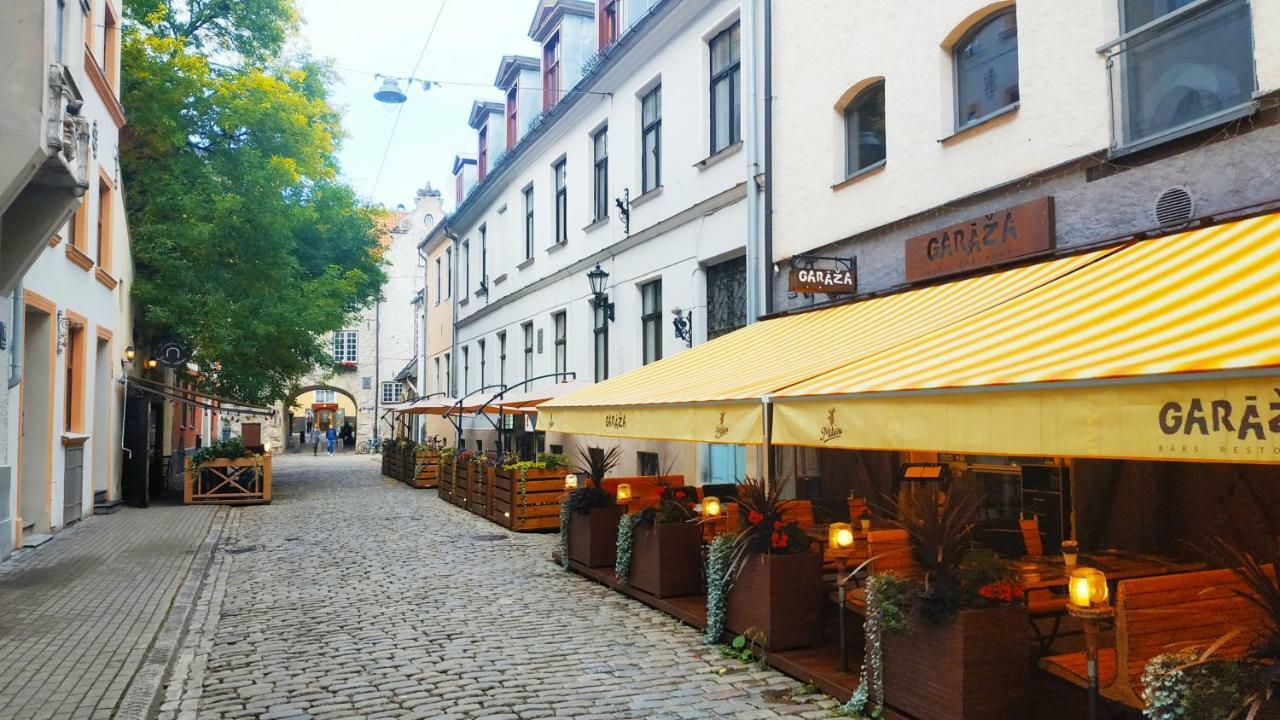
left=564, top=473, right=579, bottom=490
left=1068, top=567, right=1108, bottom=610
left=828, top=522, right=855, bottom=550
left=702, top=496, right=721, bottom=517
left=616, top=483, right=632, bottom=503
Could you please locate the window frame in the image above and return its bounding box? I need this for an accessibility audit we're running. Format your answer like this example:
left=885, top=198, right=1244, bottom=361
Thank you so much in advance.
left=380, top=381, right=403, bottom=404
left=641, top=85, right=663, bottom=193
left=477, top=124, right=489, bottom=180
left=952, top=7, right=1020, bottom=132
left=641, top=279, right=662, bottom=365
left=498, top=330, right=507, bottom=386
left=445, top=246, right=453, bottom=297
left=592, top=126, right=609, bottom=222
left=523, top=186, right=535, bottom=260
left=522, top=321, right=535, bottom=383
left=478, top=338, right=487, bottom=388
left=543, top=31, right=562, bottom=109
left=553, top=311, right=567, bottom=382
left=96, top=169, right=113, bottom=268
left=553, top=158, right=568, bottom=245
left=843, top=81, right=887, bottom=178
left=709, top=23, right=742, bottom=155
left=462, top=345, right=470, bottom=395
left=333, top=330, right=358, bottom=363
left=461, top=239, right=470, bottom=297
left=506, top=86, right=519, bottom=149
left=434, top=257, right=442, bottom=304
left=593, top=300, right=609, bottom=382
left=599, top=0, right=620, bottom=50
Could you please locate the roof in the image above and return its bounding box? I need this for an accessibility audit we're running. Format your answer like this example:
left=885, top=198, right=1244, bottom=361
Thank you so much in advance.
left=468, top=100, right=505, bottom=130
left=495, top=55, right=540, bottom=90
left=451, top=153, right=477, bottom=174
left=528, top=0, right=595, bottom=42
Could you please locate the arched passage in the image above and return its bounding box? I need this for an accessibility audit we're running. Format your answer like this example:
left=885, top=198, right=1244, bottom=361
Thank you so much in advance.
left=285, top=384, right=360, bottom=452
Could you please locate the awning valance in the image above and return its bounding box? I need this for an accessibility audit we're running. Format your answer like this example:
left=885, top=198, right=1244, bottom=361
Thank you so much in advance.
left=543, top=211, right=1280, bottom=463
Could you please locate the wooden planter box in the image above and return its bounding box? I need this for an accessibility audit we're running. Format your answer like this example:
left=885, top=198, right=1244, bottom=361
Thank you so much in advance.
left=438, top=459, right=456, bottom=502
left=468, top=464, right=493, bottom=517
left=568, top=505, right=624, bottom=568
left=184, top=455, right=272, bottom=505
left=882, top=605, right=1029, bottom=720
left=405, top=449, right=440, bottom=488
left=397, top=445, right=415, bottom=483
left=451, top=462, right=472, bottom=508
left=381, top=447, right=392, bottom=476
left=491, top=467, right=568, bottom=531
left=629, top=521, right=703, bottom=598
left=724, top=552, right=821, bottom=651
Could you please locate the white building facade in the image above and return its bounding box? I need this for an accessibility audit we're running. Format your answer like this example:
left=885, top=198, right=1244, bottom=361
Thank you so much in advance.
left=1, top=0, right=134, bottom=554
left=446, top=0, right=761, bottom=482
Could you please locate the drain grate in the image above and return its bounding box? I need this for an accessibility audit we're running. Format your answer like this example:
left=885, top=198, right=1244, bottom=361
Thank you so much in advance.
left=225, top=545, right=258, bottom=555
left=470, top=534, right=506, bottom=542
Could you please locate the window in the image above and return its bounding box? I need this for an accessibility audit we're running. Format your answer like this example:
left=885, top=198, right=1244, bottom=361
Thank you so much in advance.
left=592, top=127, right=609, bottom=222
left=522, top=322, right=534, bottom=382
left=954, top=8, right=1019, bottom=130
left=553, top=159, right=568, bottom=245
left=362, top=376, right=372, bottom=390
left=381, top=381, right=403, bottom=404
left=446, top=247, right=453, bottom=297
left=479, top=225, right=488, bottom=291
left=553, top=311, right=567, bottom=382
left=497, top=331, right=507, bottom=385
left=55, top=0, right=66, bottom=62
left=706, top=256, right=747, bottom=340
left=462, top=346, right=470, bottom=394
left=96, top=172, right=113, bottom=267
left=543, top=31, right=561, bottom=109
left=434, top=357, right=442, bottom=393
left=315, top=389, right=336, bottom=403
left=103, top=2, right=119, bottom=91
left=1108, top=0, right=1255, bottom=151
left=844, top=82, right=886, bottom=176
left=709, top=24, right=741, bottom=154
left=523, top=186, right=535, bottom=259
left=599, top=0, right=620, bottom=50
left=434, top=257, right=442, bottom=304
left=333, top=330, right=358, bottom=363
left=641, top=279, right=662, bottom=365
left=593, top=301, right=609, bottom=382
left=64, top=321, right=85, bottom=432
left=445, top=352, right=452, bottom=393
left=462, top=239, right=470, bottom=297
left=506, top=86, right=519, bottom=149
left=69, top=197, right=88, bottom=251
left=83, top=0, right=93, bottom=54
left=478, top=125, right=489, bottom=180
left=638, top=451, right=660, bottom=477
left=479, top=338, right=487, bottom=388
left=641, top=85, right=662, bottom=193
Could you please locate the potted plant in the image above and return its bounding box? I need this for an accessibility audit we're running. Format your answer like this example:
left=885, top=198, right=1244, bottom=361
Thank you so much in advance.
left=438, top=446, right=457, bottom=502
left=563, top=446, right=622, bottom=568
left=848, top=488, right=1029, bottom=720
left=185, top=437, right=272, bottom=505
left=618, top=482, right=703, bottom=598
left=493, top=452, right=572, bottom=530
left=704, top=477, right=821, bottom=651
left=452, top=450, right=475, bottom=508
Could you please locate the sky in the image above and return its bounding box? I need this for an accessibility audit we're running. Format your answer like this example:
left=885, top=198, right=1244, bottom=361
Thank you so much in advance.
left=294, top=0, right=540, bottom=211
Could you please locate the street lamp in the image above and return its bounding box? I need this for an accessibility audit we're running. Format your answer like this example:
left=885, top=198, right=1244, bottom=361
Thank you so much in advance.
left=587, top=263, right=615, bottom=321
left=373, top=77, right=408, bottom=104
left=671, top=307, right=692, bottom=347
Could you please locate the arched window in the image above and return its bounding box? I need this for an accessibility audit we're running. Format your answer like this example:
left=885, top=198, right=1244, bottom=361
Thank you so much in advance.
left=423, top=213, right=434, bottom=230
left=843, top=82, right=886, bottom=177
left=954, top=7, right=1019, bottom=130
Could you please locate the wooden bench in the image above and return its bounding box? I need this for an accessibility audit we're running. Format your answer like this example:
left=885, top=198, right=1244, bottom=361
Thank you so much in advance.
left=1039, top=566, right=1273, bottom=708
left=602, top=475, right=685, bottom=512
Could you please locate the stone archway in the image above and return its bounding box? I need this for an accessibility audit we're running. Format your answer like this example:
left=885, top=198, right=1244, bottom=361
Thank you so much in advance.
left=282, top=384, right=361, bottom=453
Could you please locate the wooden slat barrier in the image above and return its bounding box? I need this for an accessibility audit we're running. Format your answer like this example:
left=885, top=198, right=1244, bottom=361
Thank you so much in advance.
left=1040, top=566, right=1274, bottom=708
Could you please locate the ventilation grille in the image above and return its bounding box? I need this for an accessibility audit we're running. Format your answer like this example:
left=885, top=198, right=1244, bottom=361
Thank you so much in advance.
left=1154, top=186, right=1195, bottom=227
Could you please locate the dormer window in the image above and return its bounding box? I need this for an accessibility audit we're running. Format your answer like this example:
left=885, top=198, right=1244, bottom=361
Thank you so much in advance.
left=599, top=0, right=620, bottom=51
left=478, top=124, right=489, bottom=180
left=506, top=86, right=519, bottom=149
left=543, top=31, right=561, bottom=109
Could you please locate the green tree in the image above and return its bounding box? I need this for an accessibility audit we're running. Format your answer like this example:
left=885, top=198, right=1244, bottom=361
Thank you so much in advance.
left=120, top=0, right=387, bottom=406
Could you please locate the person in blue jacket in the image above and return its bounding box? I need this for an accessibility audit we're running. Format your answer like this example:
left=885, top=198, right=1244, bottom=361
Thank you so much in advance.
left=325, top=426, right=337, bottom=455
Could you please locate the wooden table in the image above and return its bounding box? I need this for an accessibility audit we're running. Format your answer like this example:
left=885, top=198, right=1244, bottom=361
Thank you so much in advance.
left=1015, top=550, right=1205, bottom=590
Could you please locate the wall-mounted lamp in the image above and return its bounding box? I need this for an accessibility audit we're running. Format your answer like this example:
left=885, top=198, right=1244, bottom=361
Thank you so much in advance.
left=614, top=188, right=631, bottom=235
left=587, top=264, right=615, bottom=322
left=671, top=307, right=692, bottom=347
left=144, top=358, right=159, bottom=370
left=124, top=346, right=136, bottom=363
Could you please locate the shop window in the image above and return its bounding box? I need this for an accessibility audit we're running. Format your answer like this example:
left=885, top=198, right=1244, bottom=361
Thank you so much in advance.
left=709, top=23, right=741, bottom=154
left=638, top=451, right=660, bottom=477
left=641, top=85, right=662, bottom=192
left=705, top=256, right=747, bottom=340
left=843, top=82, right=886, bottom=177
left=641, top=279, right=662, bottom=365
left=1105, top=0, right=1255, bottom=152
left=953, top=8, right=1019, bottom=130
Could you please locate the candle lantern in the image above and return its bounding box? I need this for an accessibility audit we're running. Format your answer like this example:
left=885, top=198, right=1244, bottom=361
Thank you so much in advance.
left=1068, top=567, right=1109, bottom=610
left=1066, top=566, right=1114, bottom=720
left=563, top=473, right=579, bottom=490
left=702, top=496, right=721, bottom=517
left=828, top=522, right=855, bottom=551
left=616, top=483, right=632, bottom=503
left=860, top=517, right=872, bottom=533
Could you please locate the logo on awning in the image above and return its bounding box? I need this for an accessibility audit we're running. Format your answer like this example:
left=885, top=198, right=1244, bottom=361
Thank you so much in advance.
left=819, top=408, right=844, bottom=443
left=713, top=411, right=730, bottom=439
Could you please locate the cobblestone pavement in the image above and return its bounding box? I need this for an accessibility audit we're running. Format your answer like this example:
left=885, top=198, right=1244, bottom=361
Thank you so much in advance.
left=0, top=501, right=220, bottom=720
left=161, top=454, right=846, bottom=720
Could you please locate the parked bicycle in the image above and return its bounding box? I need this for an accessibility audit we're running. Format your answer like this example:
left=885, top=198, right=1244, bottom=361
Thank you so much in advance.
left=357, top=436, right=382, bottom=454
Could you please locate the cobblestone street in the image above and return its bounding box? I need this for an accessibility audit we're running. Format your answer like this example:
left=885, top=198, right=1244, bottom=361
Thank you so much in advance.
left=160, top=454, right=844, bottom=720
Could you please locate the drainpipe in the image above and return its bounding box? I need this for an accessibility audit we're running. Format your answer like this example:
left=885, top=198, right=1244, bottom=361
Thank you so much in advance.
left=374, top=297, right=381, bottom=441
left=759, top=395, right=773, bottom=489
left=743, top=0, right=765, bottom=324
left=443, top=225, right=461, bottom=448
left=763, top=0, right=774, bottom=315
left=8, top=283, right=23, bottom=390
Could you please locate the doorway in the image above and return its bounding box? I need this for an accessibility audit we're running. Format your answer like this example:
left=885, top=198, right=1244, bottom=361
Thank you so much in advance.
left=18, top=301, right=55, bottom=537
left=91, top=334, right=112, bottom=502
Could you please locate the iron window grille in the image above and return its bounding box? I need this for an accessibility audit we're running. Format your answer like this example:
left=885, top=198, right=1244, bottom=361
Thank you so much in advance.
left=706, top=256, right=747, bottom=341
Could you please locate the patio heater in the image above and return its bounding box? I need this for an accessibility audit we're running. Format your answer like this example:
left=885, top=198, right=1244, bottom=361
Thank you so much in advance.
left=1066, top=567, right=1113, bottom=720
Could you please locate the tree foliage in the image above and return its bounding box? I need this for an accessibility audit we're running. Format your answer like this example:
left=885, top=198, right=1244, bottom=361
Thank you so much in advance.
left=120, top=0, right=387, bottom=405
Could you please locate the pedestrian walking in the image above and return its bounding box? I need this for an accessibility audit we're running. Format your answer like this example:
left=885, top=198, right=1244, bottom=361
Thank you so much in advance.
left=312, top=429, right=320, bottom=456
left=326, top=426, right=337, bottom=455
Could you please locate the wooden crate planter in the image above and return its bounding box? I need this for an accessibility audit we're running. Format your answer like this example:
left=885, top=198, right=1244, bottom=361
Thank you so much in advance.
left=450, top=461, right=472, bottom=508
left=882, top=605, right=1029, bottom=720
left=404, top=449, right=440, bottom=489
left=724, top=552, right=822, bottom=651
left=491, top=467, right=568, bottom=531
left=184, top=455, right=272, bottom=505
left=438, top=459, right=456, bottom=502
left=468, top=464, right=493, bottom=517
left=568, top=505, right=625, bottom=568
left=629, top=521, right=703, bottom=598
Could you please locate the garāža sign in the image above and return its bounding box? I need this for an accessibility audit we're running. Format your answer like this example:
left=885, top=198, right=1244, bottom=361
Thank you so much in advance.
left=788, top=258, right=857, bottom=294
left=905, top=197, right=1055, bottom=282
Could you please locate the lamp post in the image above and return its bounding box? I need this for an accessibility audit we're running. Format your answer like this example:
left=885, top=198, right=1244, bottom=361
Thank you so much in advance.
left=587, top=263, right=614, bottom=321
left=828, top=522, right=857, bottom=672
left=1066, top=567, right=1114, bottom=720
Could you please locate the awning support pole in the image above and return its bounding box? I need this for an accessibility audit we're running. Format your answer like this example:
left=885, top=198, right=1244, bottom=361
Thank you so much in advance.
left=760, top=395, right=774, bottom=489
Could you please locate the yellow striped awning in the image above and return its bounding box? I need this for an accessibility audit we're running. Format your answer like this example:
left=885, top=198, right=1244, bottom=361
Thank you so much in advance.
left=541, top=250, right=1106, bottom=443
left=772, top=212, right=1280, bottom=463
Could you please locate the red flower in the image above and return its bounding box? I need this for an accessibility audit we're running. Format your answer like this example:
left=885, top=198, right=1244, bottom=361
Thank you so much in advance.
left=748, top=511, right=764, bottom=525
left=773, top=521, right=783, bottom=530
left=674, top=491, right=685, bottom=499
